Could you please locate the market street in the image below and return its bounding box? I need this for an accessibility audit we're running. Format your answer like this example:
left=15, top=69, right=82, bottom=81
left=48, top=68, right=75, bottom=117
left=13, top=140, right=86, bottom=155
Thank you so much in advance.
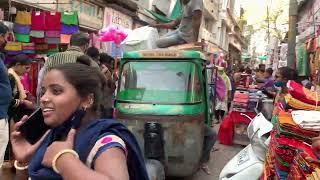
left=169, top=125, right=244, bottom=180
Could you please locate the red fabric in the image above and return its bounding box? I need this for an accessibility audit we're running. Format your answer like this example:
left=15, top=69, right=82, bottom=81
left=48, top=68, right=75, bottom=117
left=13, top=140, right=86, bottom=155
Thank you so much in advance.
left=30, top=37, right=45, bottom=43
left=287, top=80, right=320, bottom=106
left=31, top=11, right=45, bottom=30
left=48, top=44, right=58, bottom=49
left=30, top=62, right=38, bottom=97
left=45, top=11, right=61, bottom=30
left=217, top=111, right=255, bottom=145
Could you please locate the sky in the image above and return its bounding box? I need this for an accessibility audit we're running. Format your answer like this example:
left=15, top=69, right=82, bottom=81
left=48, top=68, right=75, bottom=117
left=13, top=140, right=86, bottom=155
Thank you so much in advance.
left=240, top=0, right=289, bottom=55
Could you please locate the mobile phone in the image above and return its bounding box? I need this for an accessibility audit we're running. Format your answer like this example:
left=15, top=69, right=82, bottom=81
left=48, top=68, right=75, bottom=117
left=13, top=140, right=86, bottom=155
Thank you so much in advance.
left=18, top=108, right=50, bottom=145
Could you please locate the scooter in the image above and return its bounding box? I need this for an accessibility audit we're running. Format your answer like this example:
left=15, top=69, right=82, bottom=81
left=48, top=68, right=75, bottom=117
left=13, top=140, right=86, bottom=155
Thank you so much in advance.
left=219, top=112, right=273, bottom=180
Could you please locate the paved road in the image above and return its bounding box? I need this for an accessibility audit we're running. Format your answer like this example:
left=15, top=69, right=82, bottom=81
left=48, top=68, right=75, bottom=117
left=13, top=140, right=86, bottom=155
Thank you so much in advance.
left=169, top=124, right=244, bottom=180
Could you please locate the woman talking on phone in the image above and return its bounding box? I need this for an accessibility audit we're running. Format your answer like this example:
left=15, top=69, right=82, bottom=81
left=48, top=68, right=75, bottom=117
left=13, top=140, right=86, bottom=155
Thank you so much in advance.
left=11, top=63, right=149, bottom=180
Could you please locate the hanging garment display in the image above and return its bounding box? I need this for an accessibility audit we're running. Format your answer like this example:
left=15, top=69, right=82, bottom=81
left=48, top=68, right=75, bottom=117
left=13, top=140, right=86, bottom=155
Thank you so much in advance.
left=13, top=23, right=31, bottom=34
left=45, top=31, right=60, bottom=38
left=60, top=34, right=71, bottom=44
left=15, top=11, right=32, bottom=25
left=14, top=33, right=30, bottom=43
left=5, top=42, right=22, bottom=51
left=60, top=24, right=79, bottom=35
left=45, top=11, right=61, bottom=30
left=31, top=11, right=45, bottom=30
left=61, top=11, right=78, bottom=25
left=30, top=37, right=45, bottom=44
left=30, top=30, right=45, bottom=38
left=296, top=44, right=310, bottom=77
left=45, top=37, right=60, bottom=44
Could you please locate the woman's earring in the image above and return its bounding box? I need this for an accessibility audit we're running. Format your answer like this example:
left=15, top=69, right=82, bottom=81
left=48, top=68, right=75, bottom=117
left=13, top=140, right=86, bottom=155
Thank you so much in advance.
left=82, top=106, right=88, bottom=112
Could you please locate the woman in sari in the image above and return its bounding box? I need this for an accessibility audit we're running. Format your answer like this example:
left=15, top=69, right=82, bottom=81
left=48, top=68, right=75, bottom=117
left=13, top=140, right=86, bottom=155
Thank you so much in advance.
left=11, top=63, right=149, bottom=180
left=1, top=55, right=35, bottom=180
left=7, top=54, right=35, bottom=122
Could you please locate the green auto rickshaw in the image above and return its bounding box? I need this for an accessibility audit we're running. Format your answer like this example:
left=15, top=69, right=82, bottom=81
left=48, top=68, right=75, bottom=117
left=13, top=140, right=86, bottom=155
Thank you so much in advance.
left=115, top=50, right=213, bottom=179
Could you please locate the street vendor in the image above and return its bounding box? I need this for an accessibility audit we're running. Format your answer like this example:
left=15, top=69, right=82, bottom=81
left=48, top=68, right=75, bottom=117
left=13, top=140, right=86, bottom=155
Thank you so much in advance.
left=259, top=68, right=274, bottom=90
left=151, top=0, right=203, bottom=48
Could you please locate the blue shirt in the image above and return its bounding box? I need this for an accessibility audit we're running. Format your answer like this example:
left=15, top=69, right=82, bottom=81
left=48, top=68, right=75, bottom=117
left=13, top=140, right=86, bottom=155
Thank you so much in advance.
left=0, top=55, right=12, bottom=119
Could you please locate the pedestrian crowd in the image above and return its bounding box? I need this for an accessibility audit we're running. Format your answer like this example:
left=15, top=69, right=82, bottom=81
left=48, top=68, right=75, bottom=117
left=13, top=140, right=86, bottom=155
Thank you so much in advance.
left=0, top=21, right=149, bottom=180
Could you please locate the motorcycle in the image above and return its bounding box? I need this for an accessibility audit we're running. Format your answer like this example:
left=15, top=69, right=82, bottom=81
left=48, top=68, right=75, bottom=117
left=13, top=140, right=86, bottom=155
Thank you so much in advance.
left=219, top=112, right=273, bottom=180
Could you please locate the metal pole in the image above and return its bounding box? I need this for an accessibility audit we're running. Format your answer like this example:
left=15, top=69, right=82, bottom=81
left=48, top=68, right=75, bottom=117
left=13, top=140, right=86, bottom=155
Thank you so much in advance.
left=287, top=0, right=297, bottom=69
left=267, top=6, right=270, bottom=44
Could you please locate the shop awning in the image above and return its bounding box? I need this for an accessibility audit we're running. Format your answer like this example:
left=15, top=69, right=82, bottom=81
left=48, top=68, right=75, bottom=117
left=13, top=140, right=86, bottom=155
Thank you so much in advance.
left=241, top=55, right=251, bottom=60
left=257, top=56, right=267, bottom=60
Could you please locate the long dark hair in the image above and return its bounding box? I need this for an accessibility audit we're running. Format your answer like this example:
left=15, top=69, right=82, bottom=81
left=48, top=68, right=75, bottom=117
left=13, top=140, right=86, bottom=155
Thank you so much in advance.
left=50, top=63, right=108, bottom=113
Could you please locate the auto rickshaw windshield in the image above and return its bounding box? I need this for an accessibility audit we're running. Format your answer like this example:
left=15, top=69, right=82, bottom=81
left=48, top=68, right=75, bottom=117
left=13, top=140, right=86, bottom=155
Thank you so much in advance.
left=117, top=61, right=202, bottom=104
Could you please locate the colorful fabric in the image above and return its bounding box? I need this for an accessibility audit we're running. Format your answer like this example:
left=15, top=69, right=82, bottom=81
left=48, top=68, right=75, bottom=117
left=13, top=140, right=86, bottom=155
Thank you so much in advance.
left=275, top=165, right=288, bottom=180
left=296, top=44, right=310, bottom=77
left=28, top=119, right=149, bottom=180
left=217, top=111, right=255, bottom=145
left=61, top=24, right=79, bottom=35
left=13, top=23, right=31, bottom=34
left=30, top=30, right=45, bottom=38
left=22, top=50, right=35, bottom=54
left=45, top=11, right=61, bottom=30
left=15, top=11, right=32, bottom=25
left=285, top=94, right=320, bottom=111
left=61, top=11, right=79, bottom=25
left=45, top=37, right=60, bottom=44
left=31, top=11, right=45, bottom=30
left=30, top=37, right=45, bottom=43
left=48, top=44, right=58, bottom=49
left=22, top=43, right=35, bottom=50
left=5, top=42, right=22, bottom=51
left=287, top=80, right=320, bottom=106
left=60, top=34, right=71, bottom=44
left=215, top=75, right=226, bottom=101
left=45, top=31, right=60, bottom=38
left=14, top=33, right=30, bottom=43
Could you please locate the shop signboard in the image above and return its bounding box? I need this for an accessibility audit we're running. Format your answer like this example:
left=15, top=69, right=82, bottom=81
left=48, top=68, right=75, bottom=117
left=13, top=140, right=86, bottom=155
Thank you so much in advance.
left=104, top=7, right=133, bottom=29
left=12, top=0, right=104, bottom=30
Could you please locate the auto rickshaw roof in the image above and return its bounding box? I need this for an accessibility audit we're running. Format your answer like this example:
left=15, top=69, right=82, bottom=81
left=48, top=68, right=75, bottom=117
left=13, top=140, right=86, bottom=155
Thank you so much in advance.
left=123, top=49, right=207, bottom=61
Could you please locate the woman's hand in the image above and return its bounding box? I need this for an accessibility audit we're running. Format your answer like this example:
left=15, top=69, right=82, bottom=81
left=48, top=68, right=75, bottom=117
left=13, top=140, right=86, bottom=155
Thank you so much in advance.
left=21, top=99, right=34, bottom=109
left=11, top=116, right=49, bottom=163
left=42, top=129, right=76, bottom=168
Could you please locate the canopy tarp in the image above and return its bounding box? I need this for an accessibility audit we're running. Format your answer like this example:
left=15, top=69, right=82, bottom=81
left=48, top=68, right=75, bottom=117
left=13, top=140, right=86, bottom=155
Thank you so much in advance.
left=145, top=0, right=181, bottom=23
left=257, top=56, right=267, bottom=60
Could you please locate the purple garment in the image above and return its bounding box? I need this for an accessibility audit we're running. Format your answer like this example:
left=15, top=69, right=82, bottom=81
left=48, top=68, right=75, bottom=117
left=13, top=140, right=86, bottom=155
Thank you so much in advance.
left=261, top=76, right=274, bottom=89
left=216, top=75, right=226, bottom=101
left=7, top=51, right=23, bottom=56
left=61, top=24, right=79, bottom=35
left=14, top=23, right=31, bottom=34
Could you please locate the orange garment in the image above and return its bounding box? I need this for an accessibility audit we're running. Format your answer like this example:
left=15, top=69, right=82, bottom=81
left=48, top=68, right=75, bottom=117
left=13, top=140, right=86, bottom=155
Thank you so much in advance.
left=278, top=111, right=297, bottom=126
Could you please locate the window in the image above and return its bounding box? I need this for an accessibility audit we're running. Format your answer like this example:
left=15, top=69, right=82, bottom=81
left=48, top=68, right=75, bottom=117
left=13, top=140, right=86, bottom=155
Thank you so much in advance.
left=117, top=61, right=202, bottom=104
